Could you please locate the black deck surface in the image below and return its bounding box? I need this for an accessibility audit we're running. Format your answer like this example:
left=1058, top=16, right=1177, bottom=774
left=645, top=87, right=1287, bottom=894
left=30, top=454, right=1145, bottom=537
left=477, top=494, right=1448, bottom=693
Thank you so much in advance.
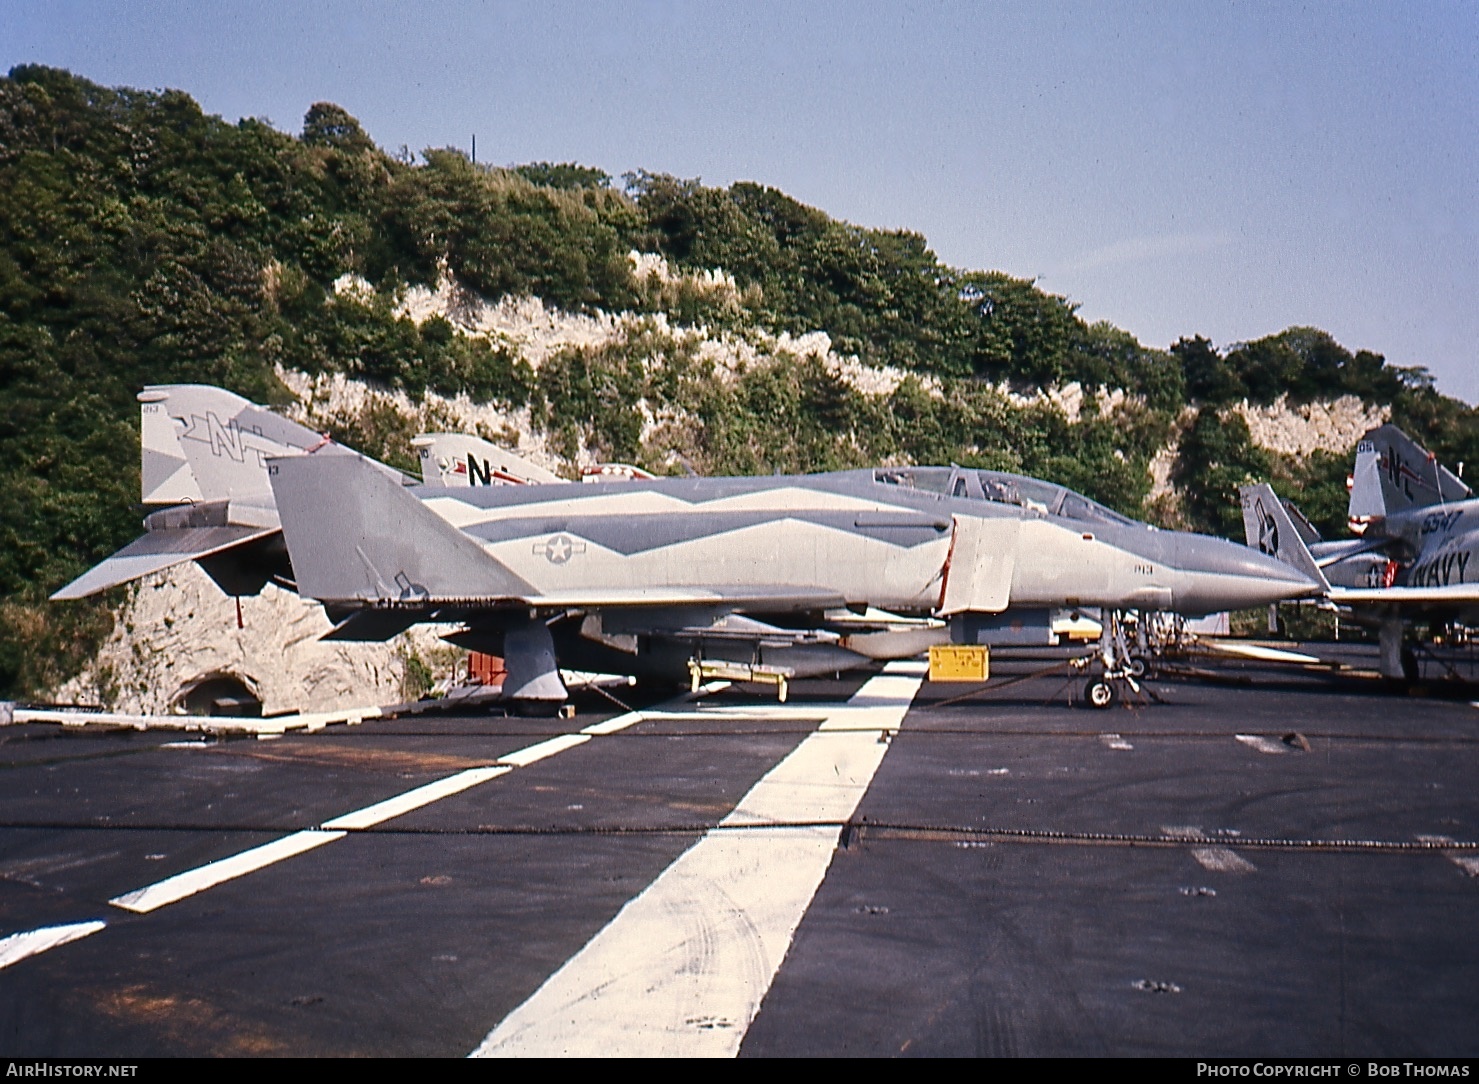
left=1, top=651, right=1476, bottom=1058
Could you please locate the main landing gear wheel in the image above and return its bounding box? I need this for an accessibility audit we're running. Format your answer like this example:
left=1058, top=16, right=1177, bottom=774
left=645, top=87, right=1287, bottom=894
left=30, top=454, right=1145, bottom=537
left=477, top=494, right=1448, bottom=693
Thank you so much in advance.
left=1085, top=679, right=1117, bottom=709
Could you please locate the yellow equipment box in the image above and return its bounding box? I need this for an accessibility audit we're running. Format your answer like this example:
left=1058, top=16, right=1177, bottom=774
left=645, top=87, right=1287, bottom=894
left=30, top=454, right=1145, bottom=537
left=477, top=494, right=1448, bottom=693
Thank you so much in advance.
left=928, top=644, right=989, bottom=682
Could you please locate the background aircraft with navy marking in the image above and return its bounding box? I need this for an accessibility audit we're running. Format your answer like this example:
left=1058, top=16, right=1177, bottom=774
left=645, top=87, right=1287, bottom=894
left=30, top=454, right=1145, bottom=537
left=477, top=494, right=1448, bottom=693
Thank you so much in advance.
left=1241, top=424, right=1479, bottom=680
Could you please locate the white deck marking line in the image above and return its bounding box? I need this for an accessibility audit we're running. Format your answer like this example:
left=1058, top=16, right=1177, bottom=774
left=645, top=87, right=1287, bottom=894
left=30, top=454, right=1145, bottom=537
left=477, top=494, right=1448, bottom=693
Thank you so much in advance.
left=576, top=689, right=737, bottom=737
left=1162, top=826, right=1256, bottom=873
left=113, top=771, right=513, bottom=913
left=110, top=830, right=347, bottom=913
left=323, top=766, right=510, bottom=830
left=497, top=733, right=591, bottom=766
left=1100, top=733, right=1133, bottom=751
left=471, top=660, right=927, bottom=1058
left=1452, top=856, right=1479, bottom=877
left=1235, top=734, right=1288, bottom=755
left=1416, top=835, right=1479, bottom=877
left=0, top=921, right=107, bottom=970
left=106, top=693, right=722, bottom=917
left=1161, top=826, right=1207, bottom=840
left=1191, top=847, right=1258, bottom=873
left=580, top=709, right=649, bottom=736
left=639, top=707, right=827, bottom=721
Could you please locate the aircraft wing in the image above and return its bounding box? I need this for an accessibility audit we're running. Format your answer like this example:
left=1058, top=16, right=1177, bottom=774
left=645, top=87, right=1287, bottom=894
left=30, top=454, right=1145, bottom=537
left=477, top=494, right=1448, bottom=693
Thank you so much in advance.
left=517, top=586, right=847, bottom=609
left=50, top=526, right=280, bottom=600
left=318, top=586, right=850, bottom=642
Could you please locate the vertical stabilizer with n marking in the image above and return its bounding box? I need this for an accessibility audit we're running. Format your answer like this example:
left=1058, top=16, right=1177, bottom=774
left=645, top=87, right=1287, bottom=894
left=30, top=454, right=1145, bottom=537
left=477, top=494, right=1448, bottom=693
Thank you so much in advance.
left=412, top=432, right=564, bottom=488
left=144, top=385, right=336, bottom=523
left=53, top=385, right=413, bottom=601
left=141, top=385, right=413, bottom=520
left=139, top=391, right=203, bottom=506
left=1349, top=424, right=1470, bottom=521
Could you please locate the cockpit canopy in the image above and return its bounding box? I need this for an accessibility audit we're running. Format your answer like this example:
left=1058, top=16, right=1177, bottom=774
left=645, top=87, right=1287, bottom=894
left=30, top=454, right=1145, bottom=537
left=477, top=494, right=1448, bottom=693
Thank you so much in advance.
left=873, top=467, right=1140, bottom=529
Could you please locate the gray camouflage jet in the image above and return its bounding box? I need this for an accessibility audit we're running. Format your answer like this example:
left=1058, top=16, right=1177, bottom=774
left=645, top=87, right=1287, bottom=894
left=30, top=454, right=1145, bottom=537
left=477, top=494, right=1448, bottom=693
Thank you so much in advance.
left=1242, top=424, right=1479, bottom=680
left=55, top=384, right=1320, bottom=706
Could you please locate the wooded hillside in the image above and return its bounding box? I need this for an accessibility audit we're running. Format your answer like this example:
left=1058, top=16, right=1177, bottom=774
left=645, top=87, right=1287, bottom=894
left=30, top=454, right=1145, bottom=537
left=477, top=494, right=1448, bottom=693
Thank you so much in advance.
left=3, top=66, right=1475, bottom=697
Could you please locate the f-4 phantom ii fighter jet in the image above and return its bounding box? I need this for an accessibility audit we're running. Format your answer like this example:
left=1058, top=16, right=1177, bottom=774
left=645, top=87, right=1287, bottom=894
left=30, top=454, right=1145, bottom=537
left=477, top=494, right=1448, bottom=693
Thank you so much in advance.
left=55, top=385, right=1319, bottom=707
left=1242, top=424, right=1479, bottom=680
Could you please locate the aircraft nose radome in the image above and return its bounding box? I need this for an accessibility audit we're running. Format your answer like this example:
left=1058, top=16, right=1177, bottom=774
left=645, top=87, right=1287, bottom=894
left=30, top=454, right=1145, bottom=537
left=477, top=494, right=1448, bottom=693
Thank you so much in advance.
left=1170, top=536, right=1322, bottom=614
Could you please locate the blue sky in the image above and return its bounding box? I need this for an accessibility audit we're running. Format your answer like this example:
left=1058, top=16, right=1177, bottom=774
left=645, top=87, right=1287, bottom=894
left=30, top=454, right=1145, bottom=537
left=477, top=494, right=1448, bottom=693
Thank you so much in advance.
left=7, top=0, right=1477, bottom=403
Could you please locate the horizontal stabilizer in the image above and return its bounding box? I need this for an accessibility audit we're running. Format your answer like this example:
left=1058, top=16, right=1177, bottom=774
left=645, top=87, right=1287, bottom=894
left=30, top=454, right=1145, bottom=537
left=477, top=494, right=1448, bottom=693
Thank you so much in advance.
left=268, top=452, right=535, bottom=605
left=51, top=526, right=278, bottom=600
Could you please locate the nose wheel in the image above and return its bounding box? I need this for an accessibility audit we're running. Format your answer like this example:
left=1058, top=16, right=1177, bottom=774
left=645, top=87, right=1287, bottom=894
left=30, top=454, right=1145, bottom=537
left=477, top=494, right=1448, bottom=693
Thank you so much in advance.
left=1074, top=610, right=1156, bottom=709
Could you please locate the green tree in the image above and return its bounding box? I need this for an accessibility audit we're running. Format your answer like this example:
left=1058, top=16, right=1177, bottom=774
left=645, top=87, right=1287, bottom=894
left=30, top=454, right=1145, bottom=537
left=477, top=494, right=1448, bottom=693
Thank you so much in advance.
left=1173, top=335, right=1244, bottom=405
left=1173, top=408, right=1270, bottom=537
left=302, top=102, right=376, bottom=154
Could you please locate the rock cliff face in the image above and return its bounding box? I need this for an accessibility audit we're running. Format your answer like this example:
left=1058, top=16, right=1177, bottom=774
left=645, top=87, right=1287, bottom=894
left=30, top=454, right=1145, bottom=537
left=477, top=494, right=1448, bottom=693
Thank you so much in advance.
left=52, top=266, right=1388, bottom=714
left=1140, top=396, right=1389, bottom=513
left=1236, top=396, right=1389, bottom=457
left=54, top=563, right=452, bottom=715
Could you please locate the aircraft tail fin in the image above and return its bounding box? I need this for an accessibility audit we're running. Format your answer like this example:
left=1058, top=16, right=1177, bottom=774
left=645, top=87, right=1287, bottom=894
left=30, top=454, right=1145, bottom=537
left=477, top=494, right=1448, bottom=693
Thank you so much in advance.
left=268, top=451, right=535, bottom=606
left=139, top=385, right=412, bottom=522
left=1239, top=484, right=1331, bottom=594
left=1281, top=498, right=1322, bottom=546
left=1348, top=424, right=1469, bottom=521
left=412, top=432, right=564, bottom=488
left=56, top=386, right=415, bottom=602
left=139, top=392, right=204, bottom=505
left=138, top=386, right=329, bottom=519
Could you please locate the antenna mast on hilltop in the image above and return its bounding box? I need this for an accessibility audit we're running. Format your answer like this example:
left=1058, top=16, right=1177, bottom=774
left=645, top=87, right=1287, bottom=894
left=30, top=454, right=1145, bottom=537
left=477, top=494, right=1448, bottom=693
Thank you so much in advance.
left=472, top=134, right=476, bottom=164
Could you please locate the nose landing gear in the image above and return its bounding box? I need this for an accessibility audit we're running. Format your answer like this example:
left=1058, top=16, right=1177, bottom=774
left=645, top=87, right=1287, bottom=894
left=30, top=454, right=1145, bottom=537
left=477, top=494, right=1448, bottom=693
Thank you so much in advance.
left=1076, top=610, right=1153, bottom=709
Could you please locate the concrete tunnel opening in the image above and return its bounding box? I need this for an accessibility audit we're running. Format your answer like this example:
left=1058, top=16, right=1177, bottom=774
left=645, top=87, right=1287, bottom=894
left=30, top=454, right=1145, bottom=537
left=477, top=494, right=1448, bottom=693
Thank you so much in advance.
left=172, top=671, right=263, bottom=717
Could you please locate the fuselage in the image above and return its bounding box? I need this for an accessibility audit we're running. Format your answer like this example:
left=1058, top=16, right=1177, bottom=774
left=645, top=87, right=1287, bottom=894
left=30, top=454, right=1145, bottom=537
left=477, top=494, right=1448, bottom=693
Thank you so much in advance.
left=1346, top=500, right=1479, bottom=623
left=414, top=465, right=1317, bottom=618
